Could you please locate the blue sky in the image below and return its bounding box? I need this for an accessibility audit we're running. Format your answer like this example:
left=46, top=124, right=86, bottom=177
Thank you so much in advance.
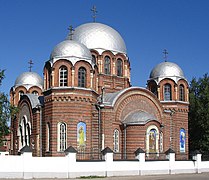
left=0, top=0, right=209, bottom=95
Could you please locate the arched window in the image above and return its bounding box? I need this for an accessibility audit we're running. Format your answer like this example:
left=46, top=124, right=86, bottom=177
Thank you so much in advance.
left=113, top=129, right=119, bottom=152
left=19, top=125, right=23, bottom=148
left=32, top=90, right=38, bottom=95
left=27, top=124, right=30, bottom=146
left=160, top=132, right=163, bottom=152
left=78, top=67, right=86, bottom=88
left=46, top=123, right=50, bottom=151
left=23, top=118, right=27, bottom=146
left=164, top=83, right=172, bottom=101
left=146, top=125, right=159, bottom=153
left=59, top=66, right=68, bottom=87
left=18, top=116, right=31, bottom=150
left=150, top=85, right=158, bottom=97
left=58, top=122, right=67, bottom=152
left=104, top=56, right=111, bottom=75
left=117, top=59, right=123, bottom=76
left=179, top=84, right=185, bottom=101
left=92, top=55, right=96, bottom=64
left=19, top=90, right=24, bottom=100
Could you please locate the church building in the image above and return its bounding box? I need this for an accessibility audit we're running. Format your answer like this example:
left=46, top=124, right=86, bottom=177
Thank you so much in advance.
left=9, top=18, right=189, bottom=159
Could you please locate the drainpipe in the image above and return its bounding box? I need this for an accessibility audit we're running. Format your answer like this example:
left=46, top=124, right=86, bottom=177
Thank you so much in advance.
left=37, top=105, right=43, bottom=157
left=96, top=87, right=105, bottom=153
left=97, top=105, right=101, bottom=151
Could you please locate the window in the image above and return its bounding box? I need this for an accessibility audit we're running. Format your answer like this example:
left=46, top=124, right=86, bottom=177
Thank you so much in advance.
left=58, top=123, right=67, bottom=152
left=32, top=91, right=38, bottom=95
left=164, top=83, right=172, bottom=101
left=160, top=132, right=163, bottom=152
left=179, top=84, right=185, bottom=101
left=150, top=85, right=158, bottom=97
left=78, top=67, right=86, bottom=88
left=117, top=59, right=123, bottom=76
left=18, top=116, right=31, bottom=150
left=113, top=129, right=119, bottom=152
left=19, top=91, right=24, bottom=100
left=92, top=55, right=96, bottom=64
left=59, top=66, right=68, bottom=86
left=19, top=125, right=23, bottom=147
left=104, top=56, right=111, bottom=75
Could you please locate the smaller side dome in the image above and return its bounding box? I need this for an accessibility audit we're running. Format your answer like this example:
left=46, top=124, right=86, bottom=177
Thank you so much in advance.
left=50, top=40, right=93, bottom=66
left=149, top=61, right=186, bottom=84
left=15, top=72, right=43, bottom=90
left=150, top=61, right=185, bottom=79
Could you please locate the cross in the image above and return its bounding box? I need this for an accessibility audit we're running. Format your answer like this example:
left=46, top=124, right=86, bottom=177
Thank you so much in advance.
left=28, top=60, right=34, bottom=72
left=68, top=25, right=74, bottom=40
left=163, top=49, right=168, bottom=62
left=91, top=5, right=97, bottom=22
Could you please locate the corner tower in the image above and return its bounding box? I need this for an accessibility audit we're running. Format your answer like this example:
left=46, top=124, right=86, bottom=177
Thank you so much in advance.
left=147, top=60, right=189, bottom=157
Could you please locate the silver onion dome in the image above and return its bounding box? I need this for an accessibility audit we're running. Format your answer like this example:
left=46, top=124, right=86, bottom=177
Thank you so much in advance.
left=50, top=40, right=93, bottom=65
left=15, top=72, right=43, bottom=89
left=71, top=22, right=127, bottom=54
left=149, top=61, right=186, bottom=83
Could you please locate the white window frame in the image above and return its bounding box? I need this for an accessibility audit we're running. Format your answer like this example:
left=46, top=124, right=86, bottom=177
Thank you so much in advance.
left=57, top=122, right=67, bottom=152
left=59, top=66, right=68, bottom=87
left=113, top=129, right=119, bottom=152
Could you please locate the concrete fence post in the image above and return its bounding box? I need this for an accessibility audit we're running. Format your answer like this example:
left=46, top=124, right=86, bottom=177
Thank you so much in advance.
left=101, top=147, right=113, bottom=177
left=64, top=146, right=77, bottom=178
left=165, top=148, right=175, bottom=174
left=135, top=148, right=145, bottom=175
left=192, top=150, right=202, bottom=174
left=20, top=145, right=33, bottom=179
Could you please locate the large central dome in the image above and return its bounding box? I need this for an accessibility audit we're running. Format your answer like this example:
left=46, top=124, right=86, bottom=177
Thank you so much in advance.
left=70, top=22, right=127, bottom=54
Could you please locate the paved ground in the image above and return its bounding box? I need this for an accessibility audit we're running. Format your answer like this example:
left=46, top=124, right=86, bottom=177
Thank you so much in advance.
left=92, top=173, right=209, bottom=180
left=1, top=173, right=209, bottom=180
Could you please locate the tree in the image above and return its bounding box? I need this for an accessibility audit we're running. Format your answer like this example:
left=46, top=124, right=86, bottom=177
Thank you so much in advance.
left=189, top=73, right=209, bottom=152
left=0, top=70, right=18, bottom=145
left=0, top=69, right=10, bottom=145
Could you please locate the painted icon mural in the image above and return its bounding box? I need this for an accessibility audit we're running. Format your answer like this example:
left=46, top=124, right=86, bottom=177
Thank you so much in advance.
left=180, top=128, right=186, bottom=153
left=149, top=129, right=157, bottom=153
left=77, top=122, right=86, bottom=148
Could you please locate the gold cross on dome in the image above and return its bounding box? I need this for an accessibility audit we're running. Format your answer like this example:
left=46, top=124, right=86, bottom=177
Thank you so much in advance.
left=91, top=5, right=97, bottom=22
left=28, top=59, right=34, bottom=72
left=68, top=25, right=74, bottom=40
left=163, top=49, right=168, bottom=62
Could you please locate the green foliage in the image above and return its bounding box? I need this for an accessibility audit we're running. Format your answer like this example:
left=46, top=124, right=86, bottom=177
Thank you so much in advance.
left=0, top=69, right=18, bottom=145
left=189, top=73, right=209, bottom=152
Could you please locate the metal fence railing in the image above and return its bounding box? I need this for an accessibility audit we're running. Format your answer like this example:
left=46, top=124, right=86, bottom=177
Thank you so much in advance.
left=175, top=153, right=189, bottom=160
left=113, top=152, right=136, bottom=161
left=75, top=149, right=198, bottom=161
left=201, top=153, right=209, bottom=161
left=145, top=153, right=167, bottom=161
left=76, top=148, right=102, bottom=161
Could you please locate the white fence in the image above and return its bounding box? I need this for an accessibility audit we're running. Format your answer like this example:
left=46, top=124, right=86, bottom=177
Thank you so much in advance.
left=0, top=147, right=209, bottom=179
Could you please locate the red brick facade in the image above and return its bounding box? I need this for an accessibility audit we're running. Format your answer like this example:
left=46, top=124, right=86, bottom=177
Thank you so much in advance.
left=9, top=22, right=189, bottom=159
